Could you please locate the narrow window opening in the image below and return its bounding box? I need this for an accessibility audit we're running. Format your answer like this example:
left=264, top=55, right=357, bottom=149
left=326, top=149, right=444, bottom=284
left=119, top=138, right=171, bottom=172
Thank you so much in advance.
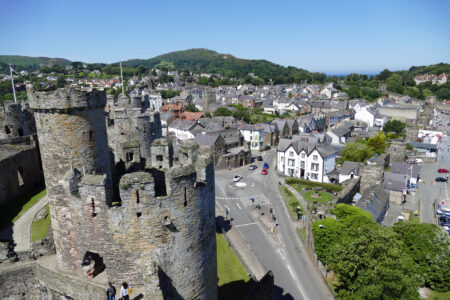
left=90, top=198, right=96, bottom=217
left=183, top=153, right=189, bottom=159
left=18, top=128, right=24, bottom=137
left=17, top=167, right=24, bottom=187
left=136, top=190, right=140, bottom=204
left=183, top=187, right=187, bottom=207
left=126, top=152, right=134, bottom=162
left=88, top=130, right=94, bottom=141
left=156, top=155, right=163, bottom=162
left=4, top=126, right=11, bottom=135
left=137, top=212, right=142, bottom=218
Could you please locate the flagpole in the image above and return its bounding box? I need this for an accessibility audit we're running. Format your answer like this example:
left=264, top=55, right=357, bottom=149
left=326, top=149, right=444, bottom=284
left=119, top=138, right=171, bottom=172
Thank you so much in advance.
left=9, top=64, right=17, bottom=103
left=120, top=62, right=125, bottom=96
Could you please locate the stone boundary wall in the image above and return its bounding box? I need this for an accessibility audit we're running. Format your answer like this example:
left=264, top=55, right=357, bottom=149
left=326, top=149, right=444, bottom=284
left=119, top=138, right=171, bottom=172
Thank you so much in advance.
left=335, top=178, right=360, bottom=204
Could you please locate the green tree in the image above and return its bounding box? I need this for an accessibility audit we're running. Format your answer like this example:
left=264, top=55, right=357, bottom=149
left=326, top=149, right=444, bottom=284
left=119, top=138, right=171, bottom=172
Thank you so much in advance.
left=342, top=142, right=374, bottom=162
left=214, top=107, right=232, bottom=117
left=383, top=120, right=406, bottom=134
left=185, top=102, right=199, bottom=112
left=386, top=74, right=404, bottom=94
left=330, top=224, right=419, bottom=300
left=378, top=69, right=392, bottom=81
left=393, top=222, right=450, bottom=291
left=436, top=88, right=450, bottom=100
left=56, top=76, right=66, bottom=88
left=331, top=203, right=372, bottom=220
left=367, top=131, right=387, bottom=154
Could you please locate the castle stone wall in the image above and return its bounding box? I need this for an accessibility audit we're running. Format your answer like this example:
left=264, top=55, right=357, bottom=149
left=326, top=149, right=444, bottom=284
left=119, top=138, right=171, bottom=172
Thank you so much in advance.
left=28, top=85, right=113, bottom=272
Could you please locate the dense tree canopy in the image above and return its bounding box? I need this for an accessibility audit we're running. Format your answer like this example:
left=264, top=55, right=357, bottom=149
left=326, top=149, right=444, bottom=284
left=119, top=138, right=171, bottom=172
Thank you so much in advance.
left=383, top=120, right=406, bottom=134
left=313, top=204, right=450, bottom=299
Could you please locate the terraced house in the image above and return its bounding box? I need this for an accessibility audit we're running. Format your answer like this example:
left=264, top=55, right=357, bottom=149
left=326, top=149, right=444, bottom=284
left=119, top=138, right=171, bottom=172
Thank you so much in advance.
left=277, top=138, right=337, bottom=183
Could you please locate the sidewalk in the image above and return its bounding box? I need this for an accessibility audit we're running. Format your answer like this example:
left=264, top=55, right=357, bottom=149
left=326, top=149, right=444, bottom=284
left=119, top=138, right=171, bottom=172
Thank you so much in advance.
left=13, top=196, right=48, bottom=252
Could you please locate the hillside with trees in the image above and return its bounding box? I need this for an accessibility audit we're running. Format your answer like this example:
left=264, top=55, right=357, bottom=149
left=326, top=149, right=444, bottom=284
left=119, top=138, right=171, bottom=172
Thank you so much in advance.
left=0, top=55, right=71, bottom=72
left=118, top=48, right=327, bottom=83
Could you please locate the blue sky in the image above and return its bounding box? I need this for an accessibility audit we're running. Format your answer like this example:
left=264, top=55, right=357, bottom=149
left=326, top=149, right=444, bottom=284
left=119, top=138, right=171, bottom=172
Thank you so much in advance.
left=1, top=0, right=449, bottom=74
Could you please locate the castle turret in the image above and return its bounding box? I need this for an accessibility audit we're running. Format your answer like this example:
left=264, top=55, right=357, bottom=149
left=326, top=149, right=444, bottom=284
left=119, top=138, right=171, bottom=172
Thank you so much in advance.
left=27, top=84, right=113, bottom=272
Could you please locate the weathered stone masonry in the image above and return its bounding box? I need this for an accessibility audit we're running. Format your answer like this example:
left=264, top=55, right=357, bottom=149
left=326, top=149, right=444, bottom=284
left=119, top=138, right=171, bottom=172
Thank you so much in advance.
left=26, top=85, right=217, bottom=299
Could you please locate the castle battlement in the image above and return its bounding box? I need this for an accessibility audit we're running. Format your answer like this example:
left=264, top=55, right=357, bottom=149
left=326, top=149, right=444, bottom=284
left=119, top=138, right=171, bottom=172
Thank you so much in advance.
left=26, top=84, right=107, bottom=110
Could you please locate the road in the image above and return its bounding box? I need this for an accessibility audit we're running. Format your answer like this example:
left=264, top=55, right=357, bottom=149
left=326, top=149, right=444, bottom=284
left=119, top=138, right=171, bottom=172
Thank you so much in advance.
left=215, top=151, right=333, bottom=300
left=419, top=134, right=450, bottom=224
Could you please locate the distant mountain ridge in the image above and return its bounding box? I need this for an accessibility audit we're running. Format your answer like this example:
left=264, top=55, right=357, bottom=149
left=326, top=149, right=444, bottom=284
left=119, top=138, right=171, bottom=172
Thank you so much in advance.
left=117, top=48, right=318, bottom=79
left=0, top=55, right=71, bottom=70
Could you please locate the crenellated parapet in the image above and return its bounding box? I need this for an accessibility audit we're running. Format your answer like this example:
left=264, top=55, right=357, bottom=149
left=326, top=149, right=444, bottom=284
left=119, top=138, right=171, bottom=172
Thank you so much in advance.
left=27, top=84, right=106, bottom=111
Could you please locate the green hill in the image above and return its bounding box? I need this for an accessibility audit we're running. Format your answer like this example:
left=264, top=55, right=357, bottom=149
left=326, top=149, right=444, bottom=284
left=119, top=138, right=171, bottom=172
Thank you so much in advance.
left=119, top=48, right=322, bottom=80
left=0, top=55, right=71, bottom=72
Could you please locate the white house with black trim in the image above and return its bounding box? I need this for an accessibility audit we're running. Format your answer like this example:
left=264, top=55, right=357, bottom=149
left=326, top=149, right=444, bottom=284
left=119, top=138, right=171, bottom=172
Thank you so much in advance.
left=277, top=138, right=337, bottom=183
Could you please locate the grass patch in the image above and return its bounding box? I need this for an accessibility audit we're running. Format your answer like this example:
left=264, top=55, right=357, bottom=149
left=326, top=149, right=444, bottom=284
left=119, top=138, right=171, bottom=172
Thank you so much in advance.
left=31, top=205, right=51, bottom=242
left=302, top=190, right=333, bottom=203
left=279, top=186, right=304, bottom=218
left=217, top=233, right=252, bottom=300
left=286, top=178, right=343, bottom=192
left=429, top=290, right=450, bottom=300
left=0, top=187, right=46, bottom=229
left=217, top=233, right=249, bottom=285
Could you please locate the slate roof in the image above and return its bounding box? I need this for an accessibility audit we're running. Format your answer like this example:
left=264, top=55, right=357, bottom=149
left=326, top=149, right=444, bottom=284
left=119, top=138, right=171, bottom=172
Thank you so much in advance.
left=408, top=142, right=437, bottom=150
left=340, top=161, right=360, bottom=176
left=331, top=126, right=351, bottom=137
left=193, top=134, right=220, bottom=147
left=390, top=162, right=421, bottom=179
left=169, top=120, right=199, bottom=131
left=382, top=172, right=408, bottom=192
left=357, top=186, right=389, bottom=223
left=277, top=138, right=337, bottom=158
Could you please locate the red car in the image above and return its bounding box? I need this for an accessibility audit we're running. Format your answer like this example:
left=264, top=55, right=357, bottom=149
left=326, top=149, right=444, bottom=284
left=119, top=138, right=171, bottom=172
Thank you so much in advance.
left=438, top=168, right=449, bottom=173
left=261, top=168, right=268, bottom=175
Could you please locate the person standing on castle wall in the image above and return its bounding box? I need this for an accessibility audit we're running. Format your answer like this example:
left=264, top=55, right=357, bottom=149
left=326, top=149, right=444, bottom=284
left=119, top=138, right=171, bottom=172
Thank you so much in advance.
left=106, top=282, right=116, bottom=300
left=120, top=282, right=130, bottom=300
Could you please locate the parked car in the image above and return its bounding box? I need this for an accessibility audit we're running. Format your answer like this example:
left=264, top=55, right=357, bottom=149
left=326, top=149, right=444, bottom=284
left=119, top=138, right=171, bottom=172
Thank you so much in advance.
left=233, top=175, right=243, bottom=182
left=257, top=156, right=263, bottom=161
left=261, top=168, right=268, bottom=175
left=263, top=162, right=269, bottom=169
left=436, top=177, right=448, bottom=182
left=438, top=168, right=449, bottom=173
left=248, top=164, right=257, bottom=170
left=396, top=215, right=405, bottom=222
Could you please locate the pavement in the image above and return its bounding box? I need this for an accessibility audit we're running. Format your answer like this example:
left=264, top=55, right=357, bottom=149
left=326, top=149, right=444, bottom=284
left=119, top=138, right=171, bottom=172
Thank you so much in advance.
left=9, top=196, right=48, bottom=252
left=215, top=151, right=333, bottom=300
left=418, top=134, right=450, bottom=224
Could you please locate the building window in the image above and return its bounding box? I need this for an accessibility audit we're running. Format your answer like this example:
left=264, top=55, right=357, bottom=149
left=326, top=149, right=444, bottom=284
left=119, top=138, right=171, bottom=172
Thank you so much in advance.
left=300, top=161, right=305, bottom=169
left=289, top=152, right=294, bottom=157
left=311, top=163, right=319, bottom=171
left=156, top=155, right=163, bottom=161
left=313, top=155, right=318, bottom=161
left=301, top=153, right=305, bottom=158
left=88, top=130, right=94, bottom=142
left=311, top=173, right=318, bottom=180
left=288, top=159, right=295, bottom=167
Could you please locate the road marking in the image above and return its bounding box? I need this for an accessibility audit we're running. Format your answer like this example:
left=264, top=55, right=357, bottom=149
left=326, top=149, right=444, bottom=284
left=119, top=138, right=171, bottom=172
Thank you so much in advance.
left=224, top=205, right=231, bottom=212
left=234, top=222, right=257, bottom=228
left=277, top=248, right=286, bottom=261
left=287, top=265, right=295, bottom=279
left=236, top=203, right=242, bottom=210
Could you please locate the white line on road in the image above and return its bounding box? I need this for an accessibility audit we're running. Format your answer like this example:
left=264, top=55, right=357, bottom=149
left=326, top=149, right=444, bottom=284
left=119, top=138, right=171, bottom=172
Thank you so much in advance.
left=234, top=222, right=257, bottom=228
left=224, top=205, right=231, bottom=212
left=287, top=265, right=295, bottom=280
left=236, top=203, right=242, bottom=210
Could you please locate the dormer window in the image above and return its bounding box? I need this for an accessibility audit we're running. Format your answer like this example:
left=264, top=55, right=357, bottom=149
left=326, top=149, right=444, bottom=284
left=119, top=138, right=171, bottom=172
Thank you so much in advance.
left=313, top=155, right=318, bottom=161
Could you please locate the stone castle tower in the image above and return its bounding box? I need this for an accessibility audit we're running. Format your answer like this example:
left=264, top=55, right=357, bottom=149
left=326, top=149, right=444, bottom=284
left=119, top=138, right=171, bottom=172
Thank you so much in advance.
left=27, top=85, right=217, bottom=299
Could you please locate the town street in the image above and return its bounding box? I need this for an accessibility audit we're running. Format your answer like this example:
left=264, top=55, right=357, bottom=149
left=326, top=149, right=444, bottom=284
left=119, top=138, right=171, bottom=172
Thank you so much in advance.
left=419, top=134, right=450, bottom=224
left=215, top=151, right=333, bottom=300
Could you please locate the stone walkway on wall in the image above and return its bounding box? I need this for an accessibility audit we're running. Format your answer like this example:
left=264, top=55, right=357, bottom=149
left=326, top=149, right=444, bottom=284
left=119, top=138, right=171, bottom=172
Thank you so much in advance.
left=12, top=196, right=48, bottom=252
